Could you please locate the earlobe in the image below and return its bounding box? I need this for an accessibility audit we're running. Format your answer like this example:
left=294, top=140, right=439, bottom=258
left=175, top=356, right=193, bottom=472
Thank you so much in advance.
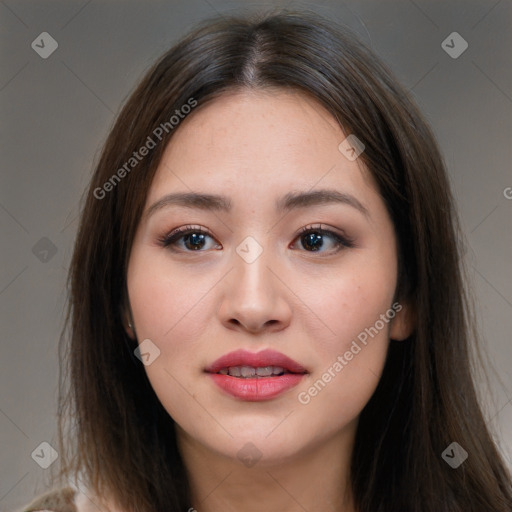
left=120, top=303, right=137, bottom=340
left=389, top=302, right=415, bottom=341
left=124, top=317, right=136, bottom=340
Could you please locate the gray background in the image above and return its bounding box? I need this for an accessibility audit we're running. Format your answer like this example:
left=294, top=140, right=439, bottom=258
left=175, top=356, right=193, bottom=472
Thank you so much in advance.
left=1, top=0, right=511, bottom=509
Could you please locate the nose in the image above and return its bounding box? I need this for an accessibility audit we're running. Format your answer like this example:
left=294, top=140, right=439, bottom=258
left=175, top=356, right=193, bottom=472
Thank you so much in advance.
left=217, top=244, right=292, bottom=335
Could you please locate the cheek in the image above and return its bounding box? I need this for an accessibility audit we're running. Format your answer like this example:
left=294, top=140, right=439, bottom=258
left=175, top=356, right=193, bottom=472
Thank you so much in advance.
left=292, top=259, right=396, bottom=431
left=292, top=258, right=396, bottom=403
left=127, top=252, right=217, bottom=421
left=298, top=259, right=397, bottom=359
left=128, top=250, right=212, bottom=341
left=127, top=251, right=220, bottom=403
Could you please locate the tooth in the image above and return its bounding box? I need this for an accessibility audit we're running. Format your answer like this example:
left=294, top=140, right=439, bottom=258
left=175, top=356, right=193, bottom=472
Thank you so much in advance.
left=218, top=368, right=228, bottom=375
left=272, top=366, right=285, bottom=375
left=256, top=366, right=273, bottom=377
left=228, top=367, right=241, bottom=377
left=240, top=366, right=256, bottom=377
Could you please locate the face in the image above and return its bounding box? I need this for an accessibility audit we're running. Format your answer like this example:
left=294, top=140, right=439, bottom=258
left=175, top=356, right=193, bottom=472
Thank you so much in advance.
left=126, top=89, right=411, bottom=466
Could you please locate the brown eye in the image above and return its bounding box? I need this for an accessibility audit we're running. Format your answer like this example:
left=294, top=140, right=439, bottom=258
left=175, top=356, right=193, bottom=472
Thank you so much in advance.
left=158, top=224, right=354, bottom=254
left=294, top=225, right=354, bottom=254
left=159, top=226, right=221, bottom=252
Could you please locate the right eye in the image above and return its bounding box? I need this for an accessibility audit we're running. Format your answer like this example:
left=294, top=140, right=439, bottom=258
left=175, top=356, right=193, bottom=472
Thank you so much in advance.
left=158, top=225, right=221, bottom=252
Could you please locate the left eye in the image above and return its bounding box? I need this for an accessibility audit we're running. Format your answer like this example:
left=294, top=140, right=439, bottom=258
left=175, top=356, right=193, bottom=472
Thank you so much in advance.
left=159, top=224, right=353, bottom=253
left=293, top=225, right=354, bottom=253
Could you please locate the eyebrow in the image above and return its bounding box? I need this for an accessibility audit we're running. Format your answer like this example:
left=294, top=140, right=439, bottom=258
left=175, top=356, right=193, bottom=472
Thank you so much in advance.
left=143, top=188, right=369, bottom=220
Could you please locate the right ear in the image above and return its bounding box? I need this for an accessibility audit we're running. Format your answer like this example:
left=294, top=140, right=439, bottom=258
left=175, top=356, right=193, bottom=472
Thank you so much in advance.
left=120, top=295, right=136, bottom=340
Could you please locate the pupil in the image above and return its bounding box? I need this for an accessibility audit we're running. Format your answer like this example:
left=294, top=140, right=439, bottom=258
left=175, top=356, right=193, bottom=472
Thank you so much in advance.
left=185, top=233, right=206, bottom=250
left=304, top=232, right=322, bottom=251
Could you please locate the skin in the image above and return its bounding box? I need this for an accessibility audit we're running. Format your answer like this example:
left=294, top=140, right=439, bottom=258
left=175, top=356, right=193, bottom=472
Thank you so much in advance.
left=124, top=89, right=413, bottom=512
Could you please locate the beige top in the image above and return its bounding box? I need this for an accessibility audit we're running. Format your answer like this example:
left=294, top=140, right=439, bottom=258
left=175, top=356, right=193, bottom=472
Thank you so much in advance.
left=17, top=487, right=122, bottom=512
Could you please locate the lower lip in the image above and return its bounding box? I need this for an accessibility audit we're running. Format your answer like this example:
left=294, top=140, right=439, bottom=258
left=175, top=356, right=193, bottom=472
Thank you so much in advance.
left=207, top=373, right=306, bottom=401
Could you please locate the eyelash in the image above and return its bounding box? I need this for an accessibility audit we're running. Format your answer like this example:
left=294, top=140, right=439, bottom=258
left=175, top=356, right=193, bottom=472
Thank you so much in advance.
left=157, top=224, right=355, bottom=254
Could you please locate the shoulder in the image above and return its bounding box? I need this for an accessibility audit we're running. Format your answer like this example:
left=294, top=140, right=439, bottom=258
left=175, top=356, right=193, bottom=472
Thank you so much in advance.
left=16, top=487, right=77, bottom=512
left=15, top=486, right=123, bottom=512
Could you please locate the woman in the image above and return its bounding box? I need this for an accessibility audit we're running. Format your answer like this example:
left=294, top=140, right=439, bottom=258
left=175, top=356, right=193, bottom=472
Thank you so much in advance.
left=19, top=10, right=512, bottom=512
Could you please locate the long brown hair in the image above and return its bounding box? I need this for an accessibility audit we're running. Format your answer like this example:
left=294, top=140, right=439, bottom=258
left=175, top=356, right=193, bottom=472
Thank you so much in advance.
left=54, top=10, right=512, bottom=512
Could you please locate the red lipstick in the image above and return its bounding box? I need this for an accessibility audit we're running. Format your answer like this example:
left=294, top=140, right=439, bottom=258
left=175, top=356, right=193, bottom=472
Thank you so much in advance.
left=204, top=349, right=307, bottom=401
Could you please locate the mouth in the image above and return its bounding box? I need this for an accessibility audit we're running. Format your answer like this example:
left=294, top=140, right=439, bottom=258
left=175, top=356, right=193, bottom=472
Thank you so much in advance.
left=204, top=349, right=308, bottom=401
left=204, top=348, right=308, bottom=376
left=215, top=365, right=301, bottom=378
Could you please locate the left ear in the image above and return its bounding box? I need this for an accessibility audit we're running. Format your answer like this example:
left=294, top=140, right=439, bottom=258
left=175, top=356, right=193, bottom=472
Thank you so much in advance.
left=389, top=301, right=415, bottom=341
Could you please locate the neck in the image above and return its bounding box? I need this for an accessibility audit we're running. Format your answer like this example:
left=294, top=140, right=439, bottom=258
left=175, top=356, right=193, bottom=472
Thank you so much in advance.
left=177, top=423, right=357, bottom=512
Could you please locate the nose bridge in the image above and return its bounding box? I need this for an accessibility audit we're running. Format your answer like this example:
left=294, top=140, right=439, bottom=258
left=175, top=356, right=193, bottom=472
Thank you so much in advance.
left=219, top=232, right=291, bottom=333
left=232, top=234, right=275, bottom=300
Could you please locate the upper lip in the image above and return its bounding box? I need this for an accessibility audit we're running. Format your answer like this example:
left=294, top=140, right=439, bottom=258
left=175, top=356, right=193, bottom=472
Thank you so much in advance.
left=204, top=349, right=308, bottom=374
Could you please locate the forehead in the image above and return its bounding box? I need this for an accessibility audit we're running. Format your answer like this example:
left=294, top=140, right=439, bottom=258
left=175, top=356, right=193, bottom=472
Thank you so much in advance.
left=146, top=89, right=376, bottom=213
left=159, top=89, right=342, bottom=167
